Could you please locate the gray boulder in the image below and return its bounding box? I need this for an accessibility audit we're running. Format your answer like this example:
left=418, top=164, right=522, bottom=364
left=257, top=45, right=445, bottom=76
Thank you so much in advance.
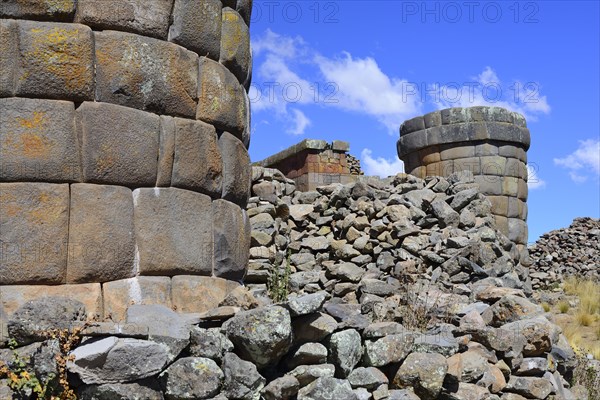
left=159, top=357, right=223, bottom=400
left=221, top=352, right=265, bottom=400
left=68, top=337, right=169, bottom=384
left=8, top=297, right=86, bottom=345
left=225, top=306, right=292, bottom=369
left=297, top=377, right=358, bottom=400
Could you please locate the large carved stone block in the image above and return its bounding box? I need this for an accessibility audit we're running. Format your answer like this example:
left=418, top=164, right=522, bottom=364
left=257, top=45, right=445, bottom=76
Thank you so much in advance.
left=0, top=283, right=102, bottom=322
left=95, top=30, right=198, bottom=118
left=172, top=118, right=222, bottom=198
left=0, top=19, right=17, bottom=97
left=75, top=0, right=173, bottom=39
left=171, top=275, right=240, bottom=313
left=220, top=7, right=250, bottom=84
left=0, top=0, right=76, bottom=20
left=0, top=98, right=81, bottom=183
left=67, top=184, right=135, bottom=284
left=219, top=131, right=250, bottom=206
left=102, top=276, right=171, bottom=322
left=212, top=199, right=250, bottom=281
left=0, top=183, right=69, bottom=284
left=133, top=188, right=213, bottom=276
left=169, top=0, right=222, bottom=59
left=76, top=102, right=159, bottom=187
left=197, top=57, right=247, bottom=138
left=15, top=21, right=94, bottom=101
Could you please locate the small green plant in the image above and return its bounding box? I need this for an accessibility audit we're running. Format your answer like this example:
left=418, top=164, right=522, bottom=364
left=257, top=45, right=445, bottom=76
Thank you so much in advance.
left=0, top=325, right=85, bottom=400
left=0, top=338, right=53, bottom=398
left=541, top=302, right=551, bottom=312
left=558, top=300, right=570, bottom=313
left=268, top=250, right=292, bottom=303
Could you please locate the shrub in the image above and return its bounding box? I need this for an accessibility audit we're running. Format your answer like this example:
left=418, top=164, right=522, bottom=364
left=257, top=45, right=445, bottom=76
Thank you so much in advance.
left=541, top=302, right=551, bottom=312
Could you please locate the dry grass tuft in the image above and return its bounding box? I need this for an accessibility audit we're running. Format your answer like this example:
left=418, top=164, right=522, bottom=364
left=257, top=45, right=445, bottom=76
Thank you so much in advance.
left=541, top=302, right=551, bottom=312
left=558, top=300, right=570, bottom=313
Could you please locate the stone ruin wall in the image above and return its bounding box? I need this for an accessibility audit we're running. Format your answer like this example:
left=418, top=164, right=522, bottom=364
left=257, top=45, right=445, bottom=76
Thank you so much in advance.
left=397, top=107, right=530, bottom=255
left=0, top=0, right=253, bottom=324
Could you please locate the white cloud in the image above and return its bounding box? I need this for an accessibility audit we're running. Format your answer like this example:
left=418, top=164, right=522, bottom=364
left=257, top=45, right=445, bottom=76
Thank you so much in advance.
left=527, top=165, right=546, bottom=189
left=554, top=139, right=600, bottom=183
left=251, top=32, right=550, bottom=137
left=251, top=30, right=421, bottom=135
left=315, top=53, right=422, bottom=132
left=361, top=149, right=404, bottom=177
left=430, top=66, right=551, bottom=122
left=287, top=109, right=311, bottom=135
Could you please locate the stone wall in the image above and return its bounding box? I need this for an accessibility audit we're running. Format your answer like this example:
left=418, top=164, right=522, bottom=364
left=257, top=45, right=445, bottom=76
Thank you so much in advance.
left=255, top=139, right=361, bottom=191
left=0, top=0, right=253, bottom=323
left=397, top=107, right=530, bottom=251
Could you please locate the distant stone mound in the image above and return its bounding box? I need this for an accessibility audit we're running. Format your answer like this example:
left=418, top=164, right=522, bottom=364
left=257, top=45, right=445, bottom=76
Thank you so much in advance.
left=529, top=217, right=600, bottom=289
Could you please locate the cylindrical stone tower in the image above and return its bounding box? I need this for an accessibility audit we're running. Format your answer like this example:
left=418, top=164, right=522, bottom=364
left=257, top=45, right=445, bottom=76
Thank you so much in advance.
left=397, top=106, right=530, bottom=250
left=1, top=0, right=253, bottom=322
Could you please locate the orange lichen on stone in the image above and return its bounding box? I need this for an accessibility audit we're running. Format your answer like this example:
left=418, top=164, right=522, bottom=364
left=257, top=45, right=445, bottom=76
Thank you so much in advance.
left=22, top=25, right=92, bottom=92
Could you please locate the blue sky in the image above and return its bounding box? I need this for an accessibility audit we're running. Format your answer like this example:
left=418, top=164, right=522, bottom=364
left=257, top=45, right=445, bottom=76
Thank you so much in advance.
left=247, top=1, right=600, bottom=242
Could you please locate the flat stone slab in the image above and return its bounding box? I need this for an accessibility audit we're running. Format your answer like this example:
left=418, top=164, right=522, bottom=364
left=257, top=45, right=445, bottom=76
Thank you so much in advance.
left=171, top=276, right=240, bottom=313
left=102, top=276, right=172, bottom=322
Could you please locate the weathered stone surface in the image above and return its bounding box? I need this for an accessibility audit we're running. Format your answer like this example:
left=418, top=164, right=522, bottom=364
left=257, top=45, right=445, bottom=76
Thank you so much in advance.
left=393, top=352, right=447, bottom=399
left=0, top=283, right=102, bottom=322
left=197, top=57, right=247, bottom=137
left=261, top=375, right=300, bottom=400
left=0, top=0, right=76, bottom=19
left=67, top=184, right=135, bottom=283
left=219, top=131, right=251, bottom=206
left=327, top=329, right=362, bottom=377
left=236, top=0, right=253, bottom=26
left=297, top=377, right=358, bottom=400
left=505, top=376, right=553, bottom=399
left=102, top=276, right=171, bottom=322
left=169, top=0, right=221, bottom=59
left=189, top=327, right=234, bottom=363
left=292, top=312, right=338, bottom=344
left=0, top=183, right=69, bottom=284
left=482, top=295, right=543, bottom=327
left=363, top=333, right=414, bottom=367
left=213, top=199, right=250, bottom=280
left=8, top=297, right=86, bottom=345
left=15, top=20, right=94, bottom=101
left=156, top=116, right=176, bottom=187
left=286, top=291, right=328, bottom=316
left=172, top=118, right=222, bottom=197
left=76, top=102, right=160, bottom=187
left=348, top=367, right=389, bottom=390
left=95, top=30, right=198, bottom=118
left=221, top=352, right=266, bottom=399
left=69, top=337, right=169, bottom=384
left=220, top=7, right=250, bottom=84
left=225, top=306, right=292, bottom=369
left=171, top=276, right=240, bottom=313
left=0, top=19, right=17, bottom=97
left=75, top=0, right=173, bottom=39
left=288, top=364, right=336, bottom=387
left=134, top=188, right=212, bottom=276
left=502, top=316, right=559, bottom=357
left=0, top=98, right=81, bottom=183
left=78, top=381, right=165, bottom=400
left=159, top=357, right=223, bottom=399
left=286, top=342, right=328, bottom=369
left=126, top=304, right=191, bottom=361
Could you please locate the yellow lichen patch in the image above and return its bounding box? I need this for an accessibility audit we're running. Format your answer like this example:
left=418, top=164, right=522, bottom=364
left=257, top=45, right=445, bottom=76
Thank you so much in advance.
left=23, top=26, right=92, bottom=92
left=27, top=193, right=65, bottom=225
left=12, top=111, right=53, bottom=157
